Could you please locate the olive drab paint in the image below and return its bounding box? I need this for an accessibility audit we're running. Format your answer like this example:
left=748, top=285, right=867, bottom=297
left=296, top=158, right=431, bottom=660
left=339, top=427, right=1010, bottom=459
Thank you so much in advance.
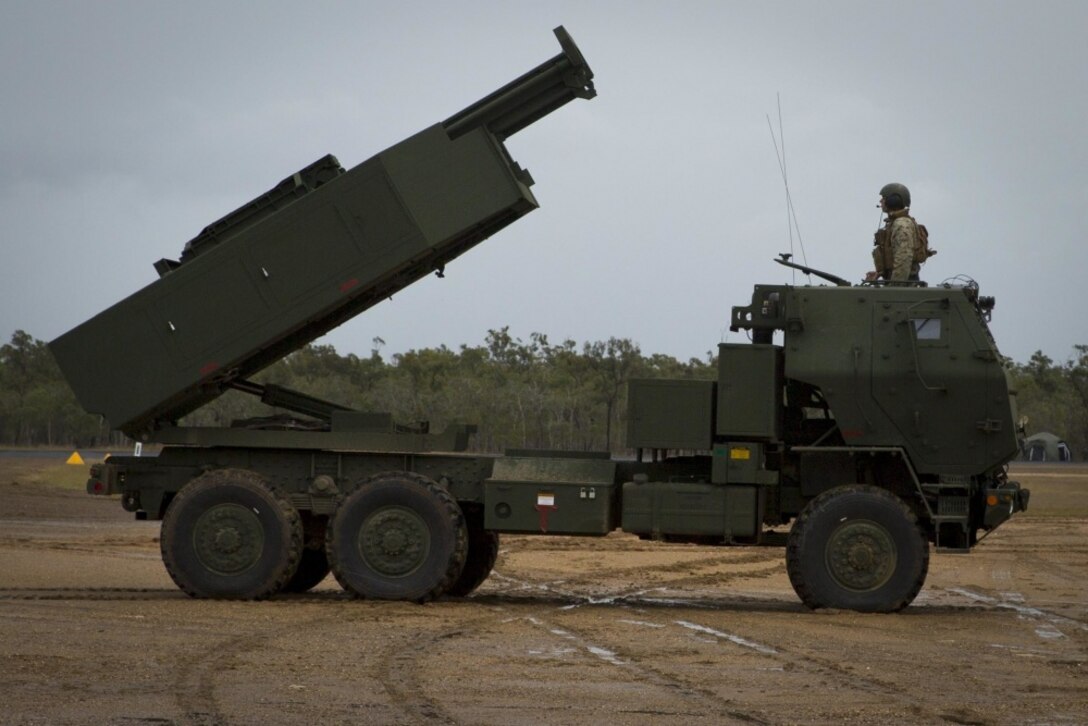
left=49, top=27, right=594, bottom=442
left=53, top=27, right=1028, bottom=612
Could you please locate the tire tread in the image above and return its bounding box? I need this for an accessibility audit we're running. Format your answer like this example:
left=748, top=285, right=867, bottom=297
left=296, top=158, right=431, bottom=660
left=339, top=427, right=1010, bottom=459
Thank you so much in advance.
left=786, top=484, right=929, bottom=613
left=160, top=468, right=302, bottom=600
left=326, top=470, right=467, bottom=603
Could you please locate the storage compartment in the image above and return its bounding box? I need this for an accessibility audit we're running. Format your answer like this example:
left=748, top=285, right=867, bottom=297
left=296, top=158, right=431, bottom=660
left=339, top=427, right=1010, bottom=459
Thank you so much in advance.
left=711, top=442, right=778, bottom=485
left=51, top=129, right=537, bottom=438
left=484, top=455, right=617, bottom=535
left=717, top=344, right=783, bottom=439
left=627, top=379, right=715, bottom=450
left=621, top=480, right=763, bottom=541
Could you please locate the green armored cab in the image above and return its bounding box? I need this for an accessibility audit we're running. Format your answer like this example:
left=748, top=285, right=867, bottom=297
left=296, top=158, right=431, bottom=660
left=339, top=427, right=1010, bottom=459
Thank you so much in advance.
left=50, top=28, right=1027, bottom=613
left=623, top=264, right=1026, bottom=611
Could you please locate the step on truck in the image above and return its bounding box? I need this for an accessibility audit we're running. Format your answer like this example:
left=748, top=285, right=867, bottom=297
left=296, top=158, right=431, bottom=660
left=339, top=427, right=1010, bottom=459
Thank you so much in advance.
left=50, top=27, right=1028, bottom=612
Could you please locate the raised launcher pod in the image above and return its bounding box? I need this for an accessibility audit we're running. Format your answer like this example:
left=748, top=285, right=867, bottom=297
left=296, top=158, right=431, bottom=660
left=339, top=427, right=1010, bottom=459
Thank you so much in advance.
left=50, top=27, right=594, bottom=441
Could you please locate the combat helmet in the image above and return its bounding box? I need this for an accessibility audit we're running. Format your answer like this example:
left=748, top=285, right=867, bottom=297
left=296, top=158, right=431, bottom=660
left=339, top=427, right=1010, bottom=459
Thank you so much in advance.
left=880, top=182, right=911, bottom=210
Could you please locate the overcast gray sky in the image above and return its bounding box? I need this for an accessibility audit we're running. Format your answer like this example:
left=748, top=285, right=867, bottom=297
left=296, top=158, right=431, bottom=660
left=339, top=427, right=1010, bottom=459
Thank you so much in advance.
left=2, top=0, right=1085, bottom=366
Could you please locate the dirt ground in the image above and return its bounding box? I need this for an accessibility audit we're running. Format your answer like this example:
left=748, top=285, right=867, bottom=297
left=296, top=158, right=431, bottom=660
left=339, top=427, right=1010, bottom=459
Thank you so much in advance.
left=0, top=458, right=1085, bottom=725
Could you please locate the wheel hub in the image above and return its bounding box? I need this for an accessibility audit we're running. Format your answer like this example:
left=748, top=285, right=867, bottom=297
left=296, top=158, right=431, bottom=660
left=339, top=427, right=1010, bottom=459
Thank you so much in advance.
left=192, top=503, right=264, bottom=575
left=214, top=528, right=242, bottom=553
left=825, top=520, right=897, bottom=592
left=359, top=506, right=430, bottom=577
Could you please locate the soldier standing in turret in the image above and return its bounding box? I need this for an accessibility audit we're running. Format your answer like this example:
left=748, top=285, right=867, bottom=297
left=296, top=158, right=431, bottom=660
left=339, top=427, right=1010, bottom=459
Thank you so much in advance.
left=866, top=182, right=933, bottom=283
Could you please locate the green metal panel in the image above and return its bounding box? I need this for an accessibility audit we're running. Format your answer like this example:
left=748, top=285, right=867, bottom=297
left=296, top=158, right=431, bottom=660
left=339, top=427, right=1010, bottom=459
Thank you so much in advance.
left=97, top=446, right=497, bottom=521
left=716, top=344, right=782, bottom=439
left=868, top=294, right=1018, bottom=471
left=621, top=481, right=761, bottom=539
left=148, top=422, right=476, bottom=453
left=484, top=455, right=617, bottom=534
left=723, top=485, right=763, bottom=539
left=176, top=154, right=345, bottom=266
left=710, top=442, right=777, bottom=485
left=626, top=379, right=715, bottom=450
left=329, top=411, right=395, bottom=433
left=796, top=450, right=857, bottom=495
left=48, top=27, right=596, bottom=441
left=50, top=132, right=525, bottom=439
left=771, top=286, right=1019, bottom=476
left=382, top=126, right=534, bottom=242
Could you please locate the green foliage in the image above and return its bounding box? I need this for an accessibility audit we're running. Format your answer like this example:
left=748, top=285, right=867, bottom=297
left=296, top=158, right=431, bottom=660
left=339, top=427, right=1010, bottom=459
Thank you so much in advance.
left=0, top=331, right=106, bottom=446
left=1006, top=346, right=1088, bottom=460
left=4, top=326, right=1084, bottom=460
left=183, top=328, right=716, bottom=453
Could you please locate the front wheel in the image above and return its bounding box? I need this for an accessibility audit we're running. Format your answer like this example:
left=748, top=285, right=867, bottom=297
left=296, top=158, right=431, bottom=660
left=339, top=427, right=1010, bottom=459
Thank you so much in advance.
left=326, top=472, right=467, bottom=602
left=786, top=485, right=929, bottom=613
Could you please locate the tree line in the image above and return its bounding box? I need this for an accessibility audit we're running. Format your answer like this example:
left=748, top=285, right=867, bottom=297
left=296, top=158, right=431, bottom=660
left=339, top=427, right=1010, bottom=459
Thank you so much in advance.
left=1011, top=347, right=1088, bottom=459
left=2, top=329, right=1085, bottom=460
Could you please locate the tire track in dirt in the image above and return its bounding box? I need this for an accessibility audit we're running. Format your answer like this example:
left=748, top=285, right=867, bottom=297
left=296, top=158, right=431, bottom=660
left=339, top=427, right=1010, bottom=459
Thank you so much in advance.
left=586, top=609, right=986, bottom=725
left=482, top=573, right=988, bottom=725
left=980, top=542, right=1088, bottom=556
left=512, top=609, right=771, bottom=724
left=171, top=609, right=349, bottom=725
left=502, top=547, right=781, bottom=580
left=369, top=610, right=502, bottom=725
left=740, top=623, right=998, bottom=725
left=172, top=630, right=270, bottom=725
left=485, top=552, right=792, bottom=609
left=473, top=571, right=786, bottom=722
left=1013, top=551, right=1088, bottom=593
left=0, top=587, right=180, bottom=601
left=937, top=586, right=1088, bottom=636
left=0, top=588, right=355, bottom=602
left=365, top=594, right=773, bottom=724
left=0, top=540, right=158, bottom=555
left=638, top=560, right=787, bottom=593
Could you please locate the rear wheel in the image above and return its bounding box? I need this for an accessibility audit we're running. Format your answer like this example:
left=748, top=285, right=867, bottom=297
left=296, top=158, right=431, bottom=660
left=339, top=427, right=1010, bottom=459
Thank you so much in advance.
left=161, top=469, right=302, bottom=599
left=446, top=508, right=499, bottom=597
left=326, top=472, right=467, bottom=602
left=786, top=484, right=928, bottom=613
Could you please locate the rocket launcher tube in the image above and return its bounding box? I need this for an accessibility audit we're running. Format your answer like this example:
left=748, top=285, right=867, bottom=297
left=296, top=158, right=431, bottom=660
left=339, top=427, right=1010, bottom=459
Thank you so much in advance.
left=49, top=27, right=596, bottom=440
left=442, top=26, right=595, bottom=141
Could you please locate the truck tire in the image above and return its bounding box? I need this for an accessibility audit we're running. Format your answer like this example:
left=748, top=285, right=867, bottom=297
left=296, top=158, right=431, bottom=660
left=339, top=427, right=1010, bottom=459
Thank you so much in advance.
left=326, top=472, right=467, bottom=602
left=446, top=509, right=499, bottom=597
left=161, top=469, right=302, bottom=600
left=282, top=547, right=330, bottom=593
left=786, top=484, right=929, bottom=613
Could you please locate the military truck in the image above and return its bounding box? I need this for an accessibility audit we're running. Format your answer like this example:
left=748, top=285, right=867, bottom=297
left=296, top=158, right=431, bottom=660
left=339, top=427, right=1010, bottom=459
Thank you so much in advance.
left=50, top=27, right=1028, bottom=613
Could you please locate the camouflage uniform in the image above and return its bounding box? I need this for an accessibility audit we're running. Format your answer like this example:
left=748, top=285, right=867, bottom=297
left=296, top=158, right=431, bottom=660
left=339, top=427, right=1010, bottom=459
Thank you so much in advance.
left=873, top=209, right=920, bottom=282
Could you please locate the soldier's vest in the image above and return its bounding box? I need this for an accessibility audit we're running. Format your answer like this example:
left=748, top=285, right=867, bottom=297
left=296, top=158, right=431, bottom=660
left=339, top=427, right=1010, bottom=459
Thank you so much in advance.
left=871, top=213, right=935, bottom=276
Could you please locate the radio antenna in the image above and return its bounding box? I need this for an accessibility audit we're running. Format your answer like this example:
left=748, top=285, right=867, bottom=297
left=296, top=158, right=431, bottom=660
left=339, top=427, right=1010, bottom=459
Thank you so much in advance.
left=767, top=94, right=809, bottom=275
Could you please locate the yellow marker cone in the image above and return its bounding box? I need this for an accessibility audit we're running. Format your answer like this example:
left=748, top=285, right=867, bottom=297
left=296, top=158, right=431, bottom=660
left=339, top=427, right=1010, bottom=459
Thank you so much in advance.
left=66, top=451, right=85, bottom=465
